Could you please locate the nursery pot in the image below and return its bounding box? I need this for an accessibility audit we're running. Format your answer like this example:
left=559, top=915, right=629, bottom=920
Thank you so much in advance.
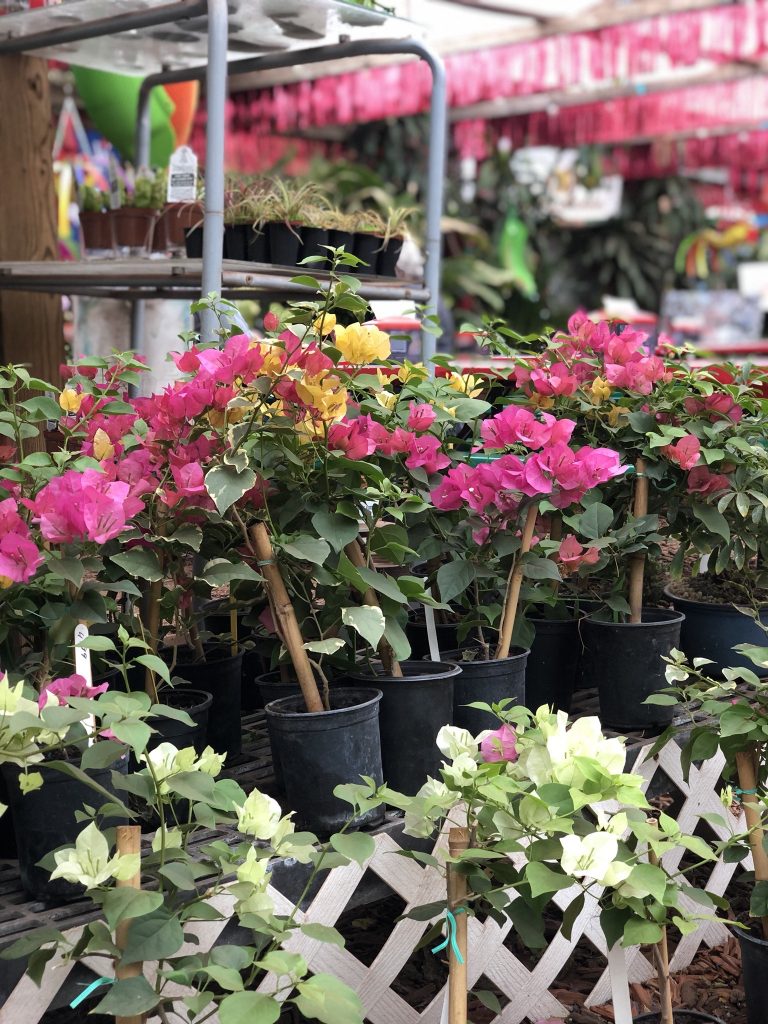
left=735, top=924, right=768, bottom=1024
left=268, top=221, right=303, bottom=266
left=301, top=227, right=329, bottom=262
left=445, top=648, right=528, bottom=734
left=378, top=237, right=403, bottom=277
left=112, top=207, right=156, bottom=252
left=580, top=608, right=685, bottom=730
left=168, top=649, right=244, bottom=756
left=406, top=616, right=463, bottom=659
left=353, top=232, right=380, bottom=274
left=526, top=611, right=583, bottom=713
left=265, top=687, right=384, bottom=834
left=3, top=759, right=126, bottom=902
left=634, top=1013, right=724, bottom=1023
left=246, top=226, right=269, bottom=264
left=348, top=661, right=461, bottom=794
left=79, top=210, right=113, bottom=255
left=154, top=203, right=201, bottom=251
left=665, top=586, right=768, bottom=676
left=328, top=228, right=354, bottom=253
left=224, top=224, right=248, bottom=261
left=150, top=688, right=212, bottom=754
left=185, top=226, right=204, bottom=258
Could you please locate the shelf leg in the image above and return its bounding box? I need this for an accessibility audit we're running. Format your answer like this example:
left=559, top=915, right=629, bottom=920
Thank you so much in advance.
left=200, top=0, right=228, bottom=344
left=421, top=47, right=447, bottom=367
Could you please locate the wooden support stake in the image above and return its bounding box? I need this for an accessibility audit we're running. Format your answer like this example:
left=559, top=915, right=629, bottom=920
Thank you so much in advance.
left=229, top=607, right=238, bottom=658
left=115, top=825, right=143, bottom=1024
left=736, top=747, right=768, bottom=938
left=628, top=457, right=649, bottom=624
left=447, top=827, right=470, bottom=1024
left=250, top=523, right=324, bottom=713
left=344, top=540, right=402, bottom=677
left=495, top=503, right=538, bottom=660
left=648, top=826, right=674, bottom=1024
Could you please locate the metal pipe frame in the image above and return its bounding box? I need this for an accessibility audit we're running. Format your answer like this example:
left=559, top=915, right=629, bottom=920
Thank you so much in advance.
left=0, top=0, right=207, bottom=54
left=135, top=37, right=447, bottom=362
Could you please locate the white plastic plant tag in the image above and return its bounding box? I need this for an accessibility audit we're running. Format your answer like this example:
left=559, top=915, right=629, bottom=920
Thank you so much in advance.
left=108, top=154, right=122, bottom=210
left=425, top=604, right=441, bottom=662
left=74, top=623, right=96, bottom=746
left=606, top=942, right=633, bottom=1024
left=167, top=146, right=198, bottom=203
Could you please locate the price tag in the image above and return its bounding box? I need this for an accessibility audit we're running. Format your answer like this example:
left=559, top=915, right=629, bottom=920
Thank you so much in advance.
left=167, top=146, right=198, bottom=203
left=74, top=623, right=93, bottom=687
left=108, top=154, right=122, bottom=210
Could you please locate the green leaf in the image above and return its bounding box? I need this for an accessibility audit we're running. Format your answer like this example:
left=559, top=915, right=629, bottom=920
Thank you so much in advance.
left=204, top=464, right=257, bottom=515
left=110, top=719, right=152, bottom=754
left=170, top=525, right=203, bottom=551
left=692, top=502, right=730, bottom=543
left=95, top=977, right=159, bottom=1016
left=521, top=555, right=561, bottom=581
left=204, top=965, right=244, bottom=991
left=561, top=892, right=585, bottom=941
left=80, top=740, right=127, bottom=771
left=159, top=861, right=198, bottom=890
left=580, top=502, right=614, bottom=540
left=304, top=639, right=346, bottom=655
left=75, top=635, right=116, bottom=652
left=329, top=831, right=375, bottom=866
left=622, top=918, right=663, bottom=946
left=201, top=558, right=261, bottom=587
left=341, top=606, right=385, bottom=652
left=627, top=863, right=668, bottom=903
left=167, top=771, right=216, bottom=803
left=474, top=990, right=502, bottom=1014
left=311, top=511, right=359, bottom=552
left=525, top=862, right=571, bottom=898
left=437, top=560, right=474, bottom=604
left=122, top=909, right=184, bottom=964
left=110, top=548, right=163, bottom=582
left=282, top=536, right=331, bottom=566
left=300, top=923, right=346, bottom=948
left=102, top=889, right=164, bottom=930
left=294, top=974, right=364, bottom=1024
left=357, top=565, right=409, bottom=604
left=134, top=654, right=171, bottom=685
left=47, top=556, right=84, bottom=588
left=750, top=880, right=768, bottom=917
left=219, top=992, right=280, bottom=1024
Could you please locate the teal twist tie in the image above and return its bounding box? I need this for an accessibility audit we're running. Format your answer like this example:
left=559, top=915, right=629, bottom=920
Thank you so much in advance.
left=431, top=907, right=466, bottom=964
left=70, top=977, right=113, bottom=1009
left=736, top=787, right=759, bottom=797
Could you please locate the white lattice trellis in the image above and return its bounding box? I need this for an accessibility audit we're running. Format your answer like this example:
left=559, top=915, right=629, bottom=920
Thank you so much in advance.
left=0, top=739, right=749, bottom=1024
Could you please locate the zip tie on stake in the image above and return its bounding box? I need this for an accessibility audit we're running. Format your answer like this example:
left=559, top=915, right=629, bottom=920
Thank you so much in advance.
left=431, top=907, right=466, bottom=964
left=70, top=977, right=113, bottom=1008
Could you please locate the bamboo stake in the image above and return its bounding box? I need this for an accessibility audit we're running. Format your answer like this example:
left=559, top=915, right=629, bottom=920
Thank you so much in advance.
left=736, top=747, right=768, bottom=938
left=115, top=825, right=143, bottom=1024
left=648, top=825, right=674, bottom=1024
left=628, top=457, right=649, bottom=624
left=495, top=503, right=538, bottom=660
left=250, top=523, right=325, bottom=713
left=447, top=827, right=470, bottom=1024
left=344, top=540, right=403, bottom=677
left=229, top=607, right=238, bottom=658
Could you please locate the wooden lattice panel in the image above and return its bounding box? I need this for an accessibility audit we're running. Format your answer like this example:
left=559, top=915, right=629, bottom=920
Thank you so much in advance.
left=0, top=738, right=749, bottom=1024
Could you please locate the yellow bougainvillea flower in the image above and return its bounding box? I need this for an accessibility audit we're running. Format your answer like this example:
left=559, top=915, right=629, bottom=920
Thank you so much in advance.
left=335, top=323, right=391, bottom=364
left=397, top=361, right=428, bottom=384
left=295, top=373, right=348, bottom=422
left=313, top=312, right=338, bottom=337
left=92, top=428, right=115, bottom=461
left=607, top=405, right=628, bottom=427
left=59, top=389, right=83, bottom=414
left=375, top=390, right=398, bottom=412
left=528, top=391, right=555, bottom=410
left=447, top=372, right=484, bottom=399
left=248, top=341, right=285, bottom=378
left=589, top=376, right=611, bottom=406
left=207, top=408, right=226, bottom=429
left=0, top=575, right=11, bottom=590
left=436, top=402, right=457, bottom=418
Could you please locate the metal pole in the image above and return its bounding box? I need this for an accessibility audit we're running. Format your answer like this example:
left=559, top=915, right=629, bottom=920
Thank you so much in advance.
left=420, top=45, right=447, bottom=366
left=136, top=81, right=153, bottom=169
left=199, top=0, right=228, bottom=343
left=130, top=299, right=145, bottom=352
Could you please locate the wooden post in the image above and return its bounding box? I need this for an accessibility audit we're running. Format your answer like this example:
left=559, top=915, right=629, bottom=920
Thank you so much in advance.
left=447, top=827, right=470, bottom=1024
left=229, top=607, right=238, bottom=658
left=344, top=540, right=402, bottom=677
left=736, top=748, right=768, bottom=938
left=648, top=825, right=674, bottom=1024
left=628, top=457, right=648, bottom=624
left=115, top=825, right=143, bottom=1024
left=250, top=523, right=324, bottom=713
left=0, top=55, right=63, bottom=381
left=495, top=503, right=538, bottom=660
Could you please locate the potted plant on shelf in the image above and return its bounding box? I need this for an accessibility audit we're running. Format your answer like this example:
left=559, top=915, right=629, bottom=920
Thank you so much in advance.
left=263, top=179, right=326, bottom=267
left=348, top=208, right=387, bottom=274
left=378, top=206, right=414, bottom=277
left=77, top=183, right=113, bottom=257
left=112, top=166, right=162, bottom=255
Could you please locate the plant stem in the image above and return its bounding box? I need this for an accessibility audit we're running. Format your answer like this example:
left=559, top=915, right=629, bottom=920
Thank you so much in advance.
left=628, top=457, right=648, bottom=624
left=736, top=746, right=768, bottom=938
left=495, top=503, right=538, bottom=660
left=344, top=539, right=402, bottom=677
left=648, top=828, right=674, bottom=1024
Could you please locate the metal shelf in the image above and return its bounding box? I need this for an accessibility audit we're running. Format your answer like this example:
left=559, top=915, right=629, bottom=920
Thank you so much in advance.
left=0, top=258, right=429, bottom=303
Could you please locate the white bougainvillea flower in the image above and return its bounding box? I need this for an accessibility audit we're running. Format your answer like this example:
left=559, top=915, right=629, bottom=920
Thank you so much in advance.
left=403, top=777, right=454, bottom=838
left=442, top=751, right=479, bottom=788
left=436, top=725, right=478, bottom=761
left=196, top=746, right=226, bottom=777
left=50, top=822, right=139, bottom=889
left=237, top=845, right=270, bottom=888
left=560, top=832, right=620, bottom=884
left=237, top=790, right=290, bottom=840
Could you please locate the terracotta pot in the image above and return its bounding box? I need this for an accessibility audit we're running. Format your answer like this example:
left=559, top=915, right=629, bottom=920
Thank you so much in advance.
left=112, top=207, right=156, bottom=253
left=154, top=203, right=202, bottom=251
left=79, top=210, right=113, bottom=254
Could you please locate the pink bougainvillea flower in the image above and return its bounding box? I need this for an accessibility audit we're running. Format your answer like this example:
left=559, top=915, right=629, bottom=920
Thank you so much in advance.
left=405, top=434, right=450, bottom=474
left=0, top=531, right=43, bottom=584
left=38, top=673, right=109, bottom=710
left=171, top=348, right=202, bottom=374
left=27, top=469, right=144, bottom=545
left=662, top=434, right=701, bottom=471
left=686, top=465, right=731, bottom=495
left=558, top=534, right=600, bottom=573
left=480, top=724, right=518, bottom=763
left=328, top=419, right=377, bottom=460
left=529, top=362, right=579, bottom=397
left=263, top=311, right=279, bottom=332
left=406, top=402, right=437, bottom=432
left=684, top=393, right=743, bottom=423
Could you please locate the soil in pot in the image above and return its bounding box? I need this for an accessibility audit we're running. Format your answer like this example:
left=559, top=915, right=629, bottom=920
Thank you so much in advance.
left=265, top=687, right=384, bottom=835
left=525, top=609, right=583, bottom=712
left=166, top=647, right=243, bottom=756
left=378, top=237, right=403, bottom=277
left=301, top=227, right=329, bottom=262
left=185, top=226, right=203, bottom=258
left=79, top=211, right=113, bottom=256
left=224, top=224, right=248, bottom=261
left=246, top=226, right=269, bottom=264
left=112, top=207, right=156, bottom=253
left=348, top=661, right=461, bottom=794
left=634, top=1013, right=725, bottom=1023
left=443, top=647, right=528, bottom=734
left=665, top=584, right=768, bottom=676
left=734, top=923, right=768, bottom=1024
left=3, top=758, right=126, bottom=902
left=268, top=222, right=303, bottom=266
left=353, top=232, right=380, bottom=274
left=580, top=608, right=685, bottom=731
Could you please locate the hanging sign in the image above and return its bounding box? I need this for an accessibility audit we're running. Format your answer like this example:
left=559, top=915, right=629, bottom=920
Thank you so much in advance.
left=167, top=146, right=198, bottom=203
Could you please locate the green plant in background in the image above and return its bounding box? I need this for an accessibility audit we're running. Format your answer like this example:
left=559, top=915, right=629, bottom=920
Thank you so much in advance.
left=77, top=184, right=109, bottom=213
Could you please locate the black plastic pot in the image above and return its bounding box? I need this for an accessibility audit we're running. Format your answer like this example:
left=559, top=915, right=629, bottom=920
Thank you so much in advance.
left=526, top=612, right=582, bottom=712
left=268, top=221, right=303, bottom=266
left=665, top=586, right=768, bottom=676
left=378, top=237, right=403, bottom=277
left=353, top=232, right=380, bottom=274
left=247, top=226, right=269, bottom=264
left=634, top=1013, right=724, bottom=1023
left=580, top=608, right=685, bottom=730
left=406, top=617, right=462, bottom=660
left=301, top=227, right=329, bottom=262
left=735, top=924, right=768, bottom=1024
left=265, top=687, right=384, bottom=835
left=445, top=648, right=528, bottom=733
left=328, top=229, right=354, bottom=254
left=223, top=224, right=248, bottom=261
left=168, top=650, right=244, bottom=756
left=348, top=661, right=461, bottom=794
left=185, top=226, right=203, bottom=258
left=3, top=759, right=126, bottom=902
left=150, top=688, right=211, bottom=754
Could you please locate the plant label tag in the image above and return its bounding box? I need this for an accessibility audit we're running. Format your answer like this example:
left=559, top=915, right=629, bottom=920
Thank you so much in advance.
left=108, top=155, right=122, bottom=210
left=74, top=623, right=93, bottom=687
left=167, top=146, right=198, bottom=203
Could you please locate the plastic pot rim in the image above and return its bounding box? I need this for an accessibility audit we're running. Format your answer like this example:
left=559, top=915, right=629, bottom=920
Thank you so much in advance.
left=158, top=687, right=212, bottom=714
left=664, top=584, right=768, bottom=615
left=633, top=1012, right=726, bottom=1023
left=438, top=647, right=530, bottom=665
left=582, top=606, right=685, bottom=628
left=264, top=687, right=383, bottom=721
left=350, top=660, right=462, bottom=682
left=730, top=918, right=768, bottom=949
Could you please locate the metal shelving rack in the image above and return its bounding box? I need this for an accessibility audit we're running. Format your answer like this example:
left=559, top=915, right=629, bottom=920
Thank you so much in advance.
left=0, top=0, right=447, bottom=353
